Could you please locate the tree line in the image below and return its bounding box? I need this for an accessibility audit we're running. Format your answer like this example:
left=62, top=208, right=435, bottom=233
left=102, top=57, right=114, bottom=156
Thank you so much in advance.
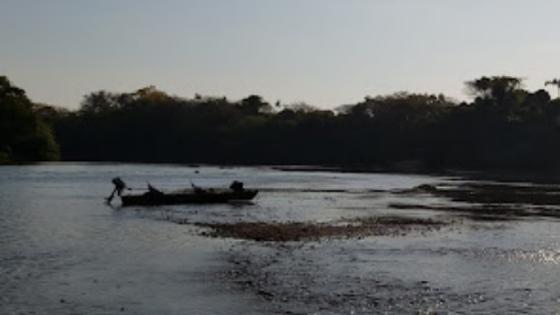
left=2, top=74, right=560, bottom=172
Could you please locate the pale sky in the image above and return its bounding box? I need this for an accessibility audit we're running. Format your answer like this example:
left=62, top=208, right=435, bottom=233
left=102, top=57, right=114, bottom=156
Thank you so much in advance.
left=1, top=0, right=560, bottom=109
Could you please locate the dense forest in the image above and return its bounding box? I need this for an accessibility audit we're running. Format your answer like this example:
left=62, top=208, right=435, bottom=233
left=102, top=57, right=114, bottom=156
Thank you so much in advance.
left=3, top=74, right=560, bottom=172
left=0, top=76, right=59, bottom=163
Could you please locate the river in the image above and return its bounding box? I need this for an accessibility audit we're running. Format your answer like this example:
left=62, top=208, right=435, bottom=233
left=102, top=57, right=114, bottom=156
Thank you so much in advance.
left=1, top=163, right=560, bottom=314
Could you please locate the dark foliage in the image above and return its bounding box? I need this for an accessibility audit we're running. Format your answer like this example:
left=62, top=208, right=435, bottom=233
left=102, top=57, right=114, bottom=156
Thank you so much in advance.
left=0, top=76, right=59, bottom=163
left=6, top=74, right=560, bottom=172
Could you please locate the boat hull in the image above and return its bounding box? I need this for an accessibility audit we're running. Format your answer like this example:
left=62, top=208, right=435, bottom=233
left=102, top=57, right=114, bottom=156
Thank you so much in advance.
left=120, top=190, right=258, bottom=206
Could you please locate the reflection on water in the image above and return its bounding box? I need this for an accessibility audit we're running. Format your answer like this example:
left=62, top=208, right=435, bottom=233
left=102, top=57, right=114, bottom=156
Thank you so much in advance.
left=1, top=163, right=560, bottom=314
left=0, top=164, right=265, bottom=315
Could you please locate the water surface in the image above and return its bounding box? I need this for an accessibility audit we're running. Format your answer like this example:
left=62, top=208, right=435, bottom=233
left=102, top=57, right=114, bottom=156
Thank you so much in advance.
left=1, top=163, right=560, bottom=314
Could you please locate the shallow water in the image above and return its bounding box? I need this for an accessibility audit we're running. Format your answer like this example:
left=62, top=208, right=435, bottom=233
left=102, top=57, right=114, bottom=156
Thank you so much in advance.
left=1, top=163, right=560, bottom=314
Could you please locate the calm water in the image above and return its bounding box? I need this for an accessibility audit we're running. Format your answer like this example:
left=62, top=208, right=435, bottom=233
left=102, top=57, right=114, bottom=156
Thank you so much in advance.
left=1, top=163, right=560, bottom=314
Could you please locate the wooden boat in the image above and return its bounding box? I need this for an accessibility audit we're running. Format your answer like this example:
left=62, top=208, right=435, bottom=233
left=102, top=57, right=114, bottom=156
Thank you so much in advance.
left=107, top=178, right=258, bottom=206
left=120, top=188, right=258, bottom=206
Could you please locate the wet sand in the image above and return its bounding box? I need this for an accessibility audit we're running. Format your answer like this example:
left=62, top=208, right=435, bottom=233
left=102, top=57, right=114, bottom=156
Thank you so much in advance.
left=197, top=216, right=447, bottom=242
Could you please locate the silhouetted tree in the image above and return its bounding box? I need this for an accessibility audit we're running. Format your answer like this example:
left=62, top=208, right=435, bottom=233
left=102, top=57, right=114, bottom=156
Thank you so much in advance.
left=80, top=90, right=119, bottom=115
left=545, top=79, right=560, bottom=98
left=239, top=95, right=272, bottom=114
left=0, top=76, right=59, bottom=163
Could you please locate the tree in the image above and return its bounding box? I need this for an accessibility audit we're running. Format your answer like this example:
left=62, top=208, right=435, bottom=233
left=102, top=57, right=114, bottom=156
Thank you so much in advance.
left=466, top=76, right=523, bottom=106
left=239, top=95, right=272, bottom=114
left=80, top=90, right=119, bottom=114
left=0, top=76, right=59, bottom=163
left=545, top=79, right=560, bottom=98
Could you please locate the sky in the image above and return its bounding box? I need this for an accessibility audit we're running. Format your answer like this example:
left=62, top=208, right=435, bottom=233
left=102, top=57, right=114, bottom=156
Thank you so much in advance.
left=1, top=0, right=560, bottom=109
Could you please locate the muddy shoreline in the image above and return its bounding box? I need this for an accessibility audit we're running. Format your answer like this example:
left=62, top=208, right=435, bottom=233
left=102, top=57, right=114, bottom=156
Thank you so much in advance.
left=197, top=216, right=448, bottom=242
